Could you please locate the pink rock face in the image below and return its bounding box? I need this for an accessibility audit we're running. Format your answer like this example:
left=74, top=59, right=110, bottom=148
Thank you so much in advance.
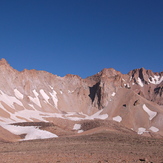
left=0, top=58, right=163, bottom=139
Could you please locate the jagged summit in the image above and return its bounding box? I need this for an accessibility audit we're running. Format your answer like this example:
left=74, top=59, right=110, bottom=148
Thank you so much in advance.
left=98, top=68, right=121, bottom=77
left=0, top=58, right=162, bottom=141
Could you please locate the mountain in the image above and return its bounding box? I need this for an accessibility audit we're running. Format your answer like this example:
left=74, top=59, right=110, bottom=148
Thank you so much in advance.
left=0, top=58, right=162, bottom=141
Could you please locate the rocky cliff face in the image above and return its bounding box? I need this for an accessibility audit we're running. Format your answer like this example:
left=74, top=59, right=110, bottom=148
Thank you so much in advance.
left=128, top=68, right=163, bottom=105
left=0, top=58, right=163, bottom=140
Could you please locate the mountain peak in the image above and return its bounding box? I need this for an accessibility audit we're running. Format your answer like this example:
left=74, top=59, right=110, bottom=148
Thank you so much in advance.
left=0, top=58, right=9, bottom=66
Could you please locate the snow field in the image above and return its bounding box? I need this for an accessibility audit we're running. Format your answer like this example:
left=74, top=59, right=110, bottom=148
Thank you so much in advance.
left=148, top=75, right=163, bottom=85
left=0, top=90, right=23, bottom=108
left=0, top=123, right=58, bottom=141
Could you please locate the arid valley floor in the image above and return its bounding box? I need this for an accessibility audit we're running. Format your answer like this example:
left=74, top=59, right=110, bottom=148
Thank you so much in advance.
left=0, top=130, right=163, bottom=163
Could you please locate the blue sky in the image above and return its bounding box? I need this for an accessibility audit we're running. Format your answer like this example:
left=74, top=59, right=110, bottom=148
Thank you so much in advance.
left=0, top=0, right=163, bottom=78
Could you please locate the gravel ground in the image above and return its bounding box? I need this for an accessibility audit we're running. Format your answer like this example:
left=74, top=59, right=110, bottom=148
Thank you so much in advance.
left=0, top=130, right=163, bottom=163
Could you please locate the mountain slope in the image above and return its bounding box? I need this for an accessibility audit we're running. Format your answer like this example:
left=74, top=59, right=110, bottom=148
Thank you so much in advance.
left=0, top=58, right=162, bottom=140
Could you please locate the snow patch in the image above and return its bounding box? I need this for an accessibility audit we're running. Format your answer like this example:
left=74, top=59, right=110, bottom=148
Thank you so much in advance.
left=78, top=130, right=83, bottom=133
left=1, top=124, right=58, bottom=140
left=85, top=110, right=108, bottom=120
left=0, top=108, right=70, bottom=123
left=137, top=127, right=148, bottom=135
left=149, top=126, right=159, bottom=132
left=0, top=90, right=23, bottom=108
left=68, top=90, right=74, bottom=94
left=65, top=110, right=108, bottom=121
left=14, top=109, right=49, bottom=122
left=124, top=83, right=130, bottom=88
left=28, top=90, right=41, bottom=107
left=137, top=77, right=144, bottom=87
left=113, top=116, right=122, bottom=122
left=28, top=104, right=35, bottom=109
left=143, top=104, right=157, bottom=120
left=73, top=124, right=81, bottom=130
left=111, top=92, right=116, bottom=96
left=33, top=90, right=39, bottom=97
left=148, top=75, right=163, bottom=85
left=49, top=85, right=53, bottom=89
left=14, top=89, right=23, bottom=99
left=40, top=89, right=49, bottom=103
left=49, top=90, right=58, bottom=109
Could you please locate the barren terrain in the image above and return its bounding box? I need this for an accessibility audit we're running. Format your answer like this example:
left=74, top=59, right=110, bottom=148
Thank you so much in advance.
left=0, top=59, right=163, bottom=162
left=0, top=130, right=163, bottom=163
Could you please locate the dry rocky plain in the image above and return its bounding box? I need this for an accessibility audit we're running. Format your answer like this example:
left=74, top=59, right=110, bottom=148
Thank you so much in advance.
left=0, top=127, right=163, bottom=163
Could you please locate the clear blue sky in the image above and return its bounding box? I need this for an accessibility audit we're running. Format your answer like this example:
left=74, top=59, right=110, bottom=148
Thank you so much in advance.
left=0, top=0, right=163, bottom=78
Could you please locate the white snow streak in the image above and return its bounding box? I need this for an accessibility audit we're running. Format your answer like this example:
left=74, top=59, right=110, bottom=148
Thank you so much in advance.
left=14, top=89, right=23, bottom=99
left=64, top=110, right=108, bottom=121
left=28, top=90, right=41, bottom=107
left=49, top=90, right=58, bottom=108
left=85, top=110, right=108, bottom=120
left=40, top=89, right=49, bottom=103
left=28, top=104, right=35, bottom=110
left=137, top=77, right=144, bottom=87
left=111, top=92, right=116, bottom=96
left=33, top=90, right=39, bottom=96
left=49, top=85, right=53, bottom=89
left=143, top=104, right=157, bottom=120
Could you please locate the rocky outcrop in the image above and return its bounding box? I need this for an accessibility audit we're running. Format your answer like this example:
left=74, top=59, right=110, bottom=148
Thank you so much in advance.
left=128, top=68, right=163, bottom=105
